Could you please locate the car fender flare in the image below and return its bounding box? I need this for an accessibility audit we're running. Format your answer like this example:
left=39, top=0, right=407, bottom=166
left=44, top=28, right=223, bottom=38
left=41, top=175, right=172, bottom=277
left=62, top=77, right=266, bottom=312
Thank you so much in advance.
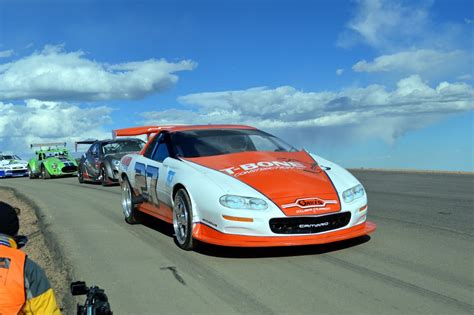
left=172, top=184, right=201, bottom=224
left=28, top=161, right=37, bottom=173
left=102, top=161, right=114, bottom=178
left=42, top=161, right=53, bottom=173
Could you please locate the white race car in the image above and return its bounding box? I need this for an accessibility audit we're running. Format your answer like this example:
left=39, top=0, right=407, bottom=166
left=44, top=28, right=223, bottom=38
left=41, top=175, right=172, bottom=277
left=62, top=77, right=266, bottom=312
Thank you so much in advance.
left=116, top=125, right=376, bottom=250
left=0, top=152, right=29, bottom=178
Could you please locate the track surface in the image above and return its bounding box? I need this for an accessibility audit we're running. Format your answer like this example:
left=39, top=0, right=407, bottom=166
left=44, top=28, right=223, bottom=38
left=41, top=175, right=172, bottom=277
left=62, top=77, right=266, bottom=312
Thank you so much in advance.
left=1, top=171, right=473, bottom=314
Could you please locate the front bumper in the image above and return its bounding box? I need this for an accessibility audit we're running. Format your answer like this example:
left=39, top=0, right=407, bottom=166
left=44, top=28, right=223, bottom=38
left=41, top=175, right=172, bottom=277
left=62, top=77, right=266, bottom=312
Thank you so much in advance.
left=0, top=169, right=28, bottom=178
left=193, top=221, right=376, bottom=247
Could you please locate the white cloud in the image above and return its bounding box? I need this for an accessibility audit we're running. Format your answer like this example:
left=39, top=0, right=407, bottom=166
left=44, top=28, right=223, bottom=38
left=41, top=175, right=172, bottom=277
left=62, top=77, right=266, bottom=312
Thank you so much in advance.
left=352, top=49, right=472, bottom=79
left=336, top=69, right=344, bottom=76
left=0, top=45, right=197, bottom=101
left=338, top=0, right=429, bottom=50
left=142, top=76, right=473, bottom=145
left=0, top=50, right=14, bottom=58
left=457, top=74, right=473, bottom=81
left=339, top=1, right=472, bottom=83
left=0, top=100, right=112, bottom=153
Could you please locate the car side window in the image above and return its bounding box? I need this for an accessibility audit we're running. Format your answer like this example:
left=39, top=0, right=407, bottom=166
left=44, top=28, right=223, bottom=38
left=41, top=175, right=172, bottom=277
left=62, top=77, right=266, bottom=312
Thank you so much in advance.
left=143, top=134, right=160, bottom=159
left=151, top=142, right=170, bottom=163
left=90, top=143, right=98, bottom=156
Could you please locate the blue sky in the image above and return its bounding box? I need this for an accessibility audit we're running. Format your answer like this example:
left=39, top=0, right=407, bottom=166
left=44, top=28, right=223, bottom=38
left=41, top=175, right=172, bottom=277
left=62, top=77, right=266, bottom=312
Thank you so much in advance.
left=0, top=0, right=473, bottom=171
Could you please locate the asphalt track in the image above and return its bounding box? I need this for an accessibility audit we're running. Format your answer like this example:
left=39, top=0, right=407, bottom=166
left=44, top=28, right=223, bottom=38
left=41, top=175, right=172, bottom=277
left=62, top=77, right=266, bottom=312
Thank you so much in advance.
left=1, top=171, right=473, bottom=314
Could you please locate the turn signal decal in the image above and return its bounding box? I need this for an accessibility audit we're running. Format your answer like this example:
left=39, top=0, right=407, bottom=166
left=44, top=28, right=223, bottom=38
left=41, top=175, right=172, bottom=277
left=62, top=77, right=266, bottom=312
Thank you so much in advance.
left=222, top=215, right=254, bottom=222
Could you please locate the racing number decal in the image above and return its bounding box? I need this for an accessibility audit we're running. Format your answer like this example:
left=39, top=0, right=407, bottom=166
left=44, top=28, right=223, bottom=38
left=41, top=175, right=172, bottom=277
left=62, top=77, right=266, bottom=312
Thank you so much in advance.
left=146, top=166, right=159, bottom=205
left=135, top=163, right=147, bottom=194
left=135, top=162, right=160, bottom=206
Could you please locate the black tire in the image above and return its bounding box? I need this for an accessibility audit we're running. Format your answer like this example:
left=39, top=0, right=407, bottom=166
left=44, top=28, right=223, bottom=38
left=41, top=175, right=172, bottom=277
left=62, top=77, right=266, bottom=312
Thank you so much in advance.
left=41, top=165, right=51, bottom=179
left=121, top=177, right=141, bottom=224
left=78, top=165, right=84, bottom=183
left=100, top=165, right=109, bottom=186
left=173, top=189, right=195, bottom=250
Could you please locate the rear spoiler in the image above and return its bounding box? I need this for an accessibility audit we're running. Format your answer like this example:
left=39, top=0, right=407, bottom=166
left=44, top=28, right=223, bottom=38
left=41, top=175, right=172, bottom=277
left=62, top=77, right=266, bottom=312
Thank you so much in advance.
left=75, top=140, right=97, bottom=152
left=112, top=126, right=177, bottom=140
left=30, top=142, right=66, bottom=149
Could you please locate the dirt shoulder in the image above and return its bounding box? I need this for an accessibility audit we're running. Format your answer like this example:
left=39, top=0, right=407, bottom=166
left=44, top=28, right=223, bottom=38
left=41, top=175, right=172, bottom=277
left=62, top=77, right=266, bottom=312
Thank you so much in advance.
left=0, top=187, right=73, bottom=312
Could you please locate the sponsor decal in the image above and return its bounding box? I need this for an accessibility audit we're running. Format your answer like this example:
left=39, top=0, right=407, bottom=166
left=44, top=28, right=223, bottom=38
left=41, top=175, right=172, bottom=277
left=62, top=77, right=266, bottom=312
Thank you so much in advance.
left=166, top=170, right=176, bottom=187
left=282, top=197, right=337, bottom=210
left=298, top=222, right=329, bottom=229
left=221, top=160, right=305, bottom=177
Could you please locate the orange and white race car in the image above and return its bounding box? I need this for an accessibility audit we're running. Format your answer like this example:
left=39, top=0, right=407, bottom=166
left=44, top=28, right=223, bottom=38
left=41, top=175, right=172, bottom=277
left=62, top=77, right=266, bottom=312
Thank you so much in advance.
left=116, top=125, right=376, bottom=250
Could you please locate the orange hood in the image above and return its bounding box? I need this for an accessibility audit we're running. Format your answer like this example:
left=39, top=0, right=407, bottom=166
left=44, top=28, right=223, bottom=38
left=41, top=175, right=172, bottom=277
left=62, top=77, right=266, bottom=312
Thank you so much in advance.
left=185, top=151, right=341, bottom=216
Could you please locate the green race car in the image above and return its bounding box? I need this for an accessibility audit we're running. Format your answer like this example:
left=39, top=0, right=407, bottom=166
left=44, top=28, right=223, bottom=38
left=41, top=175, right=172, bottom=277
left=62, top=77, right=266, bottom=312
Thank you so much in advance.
left=28, top=143, right=78, bottom=179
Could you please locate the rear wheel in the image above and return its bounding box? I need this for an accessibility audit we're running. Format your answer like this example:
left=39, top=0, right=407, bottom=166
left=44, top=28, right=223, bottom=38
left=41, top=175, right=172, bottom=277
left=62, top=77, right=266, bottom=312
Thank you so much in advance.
left=41, top=165, right=51, bottom=179
left=28, top=166, right=36, bottom=179
left=100, top=165, right=109, bottom=186
left=121, top=178, right=141, bottom=224
left=173, top=189, right=195, bottom=250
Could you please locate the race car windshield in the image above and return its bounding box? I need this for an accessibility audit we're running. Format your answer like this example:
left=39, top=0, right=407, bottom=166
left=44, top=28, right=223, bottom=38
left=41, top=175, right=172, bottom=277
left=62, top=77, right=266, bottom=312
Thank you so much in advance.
left=45, top=151, right=66, bottom=158
left=102, top=140, right=144, bottom=155
left=171, top=129, right=297, bottom=158
left=0, top=155, right=21, bottom=160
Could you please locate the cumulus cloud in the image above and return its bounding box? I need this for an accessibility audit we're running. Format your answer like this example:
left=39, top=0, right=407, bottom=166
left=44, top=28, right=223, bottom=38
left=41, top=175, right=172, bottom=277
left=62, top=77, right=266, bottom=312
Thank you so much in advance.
left=0, top=100, right=112, bottom=153
left=0, top=50, right=14, bottom=58
left=0, top=45, right=196, bottom=101
left=340, top=1, right=473, bottom=82
left=338, top=0, right=429, bottom=50
left=142, top=76, right=473, bottom=145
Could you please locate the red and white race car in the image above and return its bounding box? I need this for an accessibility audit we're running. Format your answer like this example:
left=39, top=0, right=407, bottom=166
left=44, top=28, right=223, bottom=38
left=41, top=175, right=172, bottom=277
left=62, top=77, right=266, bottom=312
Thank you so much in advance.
left=116, top=125, right=376, bottom=250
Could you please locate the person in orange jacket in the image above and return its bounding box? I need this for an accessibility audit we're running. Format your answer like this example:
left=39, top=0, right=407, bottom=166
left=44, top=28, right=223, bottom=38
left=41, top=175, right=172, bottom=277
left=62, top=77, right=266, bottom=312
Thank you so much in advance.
left=0, top=201, right=61, bottom=314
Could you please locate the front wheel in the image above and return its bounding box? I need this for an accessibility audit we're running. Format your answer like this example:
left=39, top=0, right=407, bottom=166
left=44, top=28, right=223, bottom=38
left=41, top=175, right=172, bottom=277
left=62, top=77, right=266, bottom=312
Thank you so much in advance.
left=100, top=165, right=110, bottom=186
left=41, top=165, right=51, bottom=179
left=78, top=165, right=84, bottom=183
left=121, top=178, right=141, bottom=224
left=173, top=189, right=195, bottom=250
left=28, top=166, right=36, bottom=179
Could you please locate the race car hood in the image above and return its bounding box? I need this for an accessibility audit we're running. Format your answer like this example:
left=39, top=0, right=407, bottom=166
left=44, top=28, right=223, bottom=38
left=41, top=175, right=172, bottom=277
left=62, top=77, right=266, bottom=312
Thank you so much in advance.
left=0, top=159, right=28, bottom=168
left=185, top=151, right=341, bottom=216
left=0, top=161, right=28, bottom=169
left=105, top=152, right=140, bottom=161
left=46, top=157, right=76, bottom=166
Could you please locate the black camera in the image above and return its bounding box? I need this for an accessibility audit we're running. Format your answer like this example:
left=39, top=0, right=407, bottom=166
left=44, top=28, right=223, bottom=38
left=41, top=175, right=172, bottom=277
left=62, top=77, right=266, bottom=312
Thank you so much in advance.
left=71, top=281, right=113, bottom=315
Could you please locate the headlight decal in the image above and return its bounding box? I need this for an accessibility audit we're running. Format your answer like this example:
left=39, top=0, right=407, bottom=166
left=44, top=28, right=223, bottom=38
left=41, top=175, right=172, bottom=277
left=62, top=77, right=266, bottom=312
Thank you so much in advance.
left=342, top=184, right=365, bottom=203
left=219, top=195, right=268, bottom=210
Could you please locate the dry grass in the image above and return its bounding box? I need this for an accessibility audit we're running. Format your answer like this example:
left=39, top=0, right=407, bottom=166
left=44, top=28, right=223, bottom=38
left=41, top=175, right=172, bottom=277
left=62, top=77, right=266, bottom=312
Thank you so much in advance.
left=0, top=188, right=70, bottom=312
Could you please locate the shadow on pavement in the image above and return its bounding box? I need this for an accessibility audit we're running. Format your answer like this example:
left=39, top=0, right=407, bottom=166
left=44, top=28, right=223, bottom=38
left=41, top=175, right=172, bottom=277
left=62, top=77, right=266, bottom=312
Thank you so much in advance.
left=140, top=213, right=175, bottom=238
left=140, top=212, right=371, bottom=258
left=194, top=235, right=371, bottom=258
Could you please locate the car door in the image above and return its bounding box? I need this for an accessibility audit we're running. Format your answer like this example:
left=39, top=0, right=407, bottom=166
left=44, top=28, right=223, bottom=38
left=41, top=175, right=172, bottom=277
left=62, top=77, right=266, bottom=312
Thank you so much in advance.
left=134, top=133, right=173, bottom=208
left=149, top=133, right=173, bottom=208
left=86, top=143, right=100, bottom=178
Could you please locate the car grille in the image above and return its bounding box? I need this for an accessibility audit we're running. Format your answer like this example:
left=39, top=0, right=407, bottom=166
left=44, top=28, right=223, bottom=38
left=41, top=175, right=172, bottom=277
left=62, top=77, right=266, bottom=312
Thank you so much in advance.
left=12, top=170, right=26, bottom=174
left=269, top=212, right=351, bottom=234
left=62, top=165, right=78, bottom=173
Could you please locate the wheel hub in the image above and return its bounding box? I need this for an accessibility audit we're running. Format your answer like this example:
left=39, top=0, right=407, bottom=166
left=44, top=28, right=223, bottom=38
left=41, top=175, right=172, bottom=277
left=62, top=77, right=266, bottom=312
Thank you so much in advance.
left=173, top=197, right=188, bottom=244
